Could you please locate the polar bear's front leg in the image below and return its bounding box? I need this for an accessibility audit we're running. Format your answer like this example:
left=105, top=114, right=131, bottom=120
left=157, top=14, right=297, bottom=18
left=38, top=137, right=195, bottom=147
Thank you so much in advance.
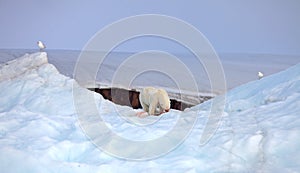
left=148, top=95, right=160, bottom=115
left=141, top=101, right=149, bottom=113
left=148, top=104, right=156, bottom=115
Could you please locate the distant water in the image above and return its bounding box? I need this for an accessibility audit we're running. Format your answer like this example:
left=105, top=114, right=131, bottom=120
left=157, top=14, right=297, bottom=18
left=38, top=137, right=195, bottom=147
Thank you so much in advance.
left=1, top=49, right=299, bottom=95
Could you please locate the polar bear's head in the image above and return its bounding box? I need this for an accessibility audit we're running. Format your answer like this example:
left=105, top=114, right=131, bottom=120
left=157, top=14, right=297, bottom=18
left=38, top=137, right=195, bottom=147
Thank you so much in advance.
left=157, top=89, right=170, bottom=113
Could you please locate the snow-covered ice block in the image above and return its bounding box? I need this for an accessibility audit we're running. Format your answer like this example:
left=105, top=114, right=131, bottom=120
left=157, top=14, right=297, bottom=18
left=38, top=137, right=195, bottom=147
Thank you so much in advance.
left=0, top=52, right=300, bottom=172
left=0, top=52, right=48, bottom=81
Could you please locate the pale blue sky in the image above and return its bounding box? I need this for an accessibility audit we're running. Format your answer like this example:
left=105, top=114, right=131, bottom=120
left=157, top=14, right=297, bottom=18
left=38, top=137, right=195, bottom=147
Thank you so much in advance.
left=0, top=0, right=299, bottom=54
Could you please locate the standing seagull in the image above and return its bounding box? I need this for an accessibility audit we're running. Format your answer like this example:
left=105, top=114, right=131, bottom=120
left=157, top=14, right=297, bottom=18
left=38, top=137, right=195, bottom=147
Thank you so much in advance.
left=37, top=41, right=46, bottom=51
left=258, top=71, right=264, bottom=80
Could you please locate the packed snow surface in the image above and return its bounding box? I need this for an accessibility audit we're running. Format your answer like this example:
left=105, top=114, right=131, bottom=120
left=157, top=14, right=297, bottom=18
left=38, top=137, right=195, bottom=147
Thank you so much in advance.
left=0, top=52, right=300, bottom=172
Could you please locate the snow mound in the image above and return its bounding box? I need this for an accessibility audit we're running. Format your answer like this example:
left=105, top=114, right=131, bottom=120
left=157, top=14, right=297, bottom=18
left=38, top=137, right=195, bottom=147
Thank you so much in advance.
left=0, top=52, right=48, bottom=81
left=0, top=52, right=300, bottom=172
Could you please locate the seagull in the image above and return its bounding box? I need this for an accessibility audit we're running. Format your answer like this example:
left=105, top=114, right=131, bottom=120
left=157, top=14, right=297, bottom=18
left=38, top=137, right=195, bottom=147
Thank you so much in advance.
left=258, top=71, right=264, bottom=80
left=37, top=41, right=46, bottom=51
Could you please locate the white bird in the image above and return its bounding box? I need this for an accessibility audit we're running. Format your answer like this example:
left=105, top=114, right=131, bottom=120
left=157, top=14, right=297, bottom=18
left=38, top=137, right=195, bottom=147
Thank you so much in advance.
left=37, top=41, right=46, bottom=51
left=258, top=71, right=264, bottom=80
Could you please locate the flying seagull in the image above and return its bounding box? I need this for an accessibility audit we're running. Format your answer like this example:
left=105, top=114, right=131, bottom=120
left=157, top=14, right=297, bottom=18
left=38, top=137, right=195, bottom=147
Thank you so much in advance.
left=37, top=41, right=46, bottom=51
left=258, top=71, right=264, bottom=80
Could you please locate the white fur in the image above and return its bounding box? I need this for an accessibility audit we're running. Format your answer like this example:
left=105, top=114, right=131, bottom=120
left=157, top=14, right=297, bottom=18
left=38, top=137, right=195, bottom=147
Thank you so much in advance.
left=139, top=87, right=170, bottom=115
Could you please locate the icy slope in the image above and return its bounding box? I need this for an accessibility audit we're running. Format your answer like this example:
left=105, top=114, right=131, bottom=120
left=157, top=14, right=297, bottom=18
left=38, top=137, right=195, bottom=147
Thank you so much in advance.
left=189, top=62, right=300, bottom=172
left=0, top=52, right=299, bottom=172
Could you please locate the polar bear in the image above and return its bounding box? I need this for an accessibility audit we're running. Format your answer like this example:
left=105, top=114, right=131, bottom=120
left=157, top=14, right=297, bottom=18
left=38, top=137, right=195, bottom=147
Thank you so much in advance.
left=138, top=87, right=170, bottom=116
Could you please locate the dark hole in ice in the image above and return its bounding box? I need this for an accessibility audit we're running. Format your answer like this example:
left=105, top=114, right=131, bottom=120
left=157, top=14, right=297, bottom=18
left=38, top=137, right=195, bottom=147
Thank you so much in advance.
left=88, top=88, right=212, bottom=111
